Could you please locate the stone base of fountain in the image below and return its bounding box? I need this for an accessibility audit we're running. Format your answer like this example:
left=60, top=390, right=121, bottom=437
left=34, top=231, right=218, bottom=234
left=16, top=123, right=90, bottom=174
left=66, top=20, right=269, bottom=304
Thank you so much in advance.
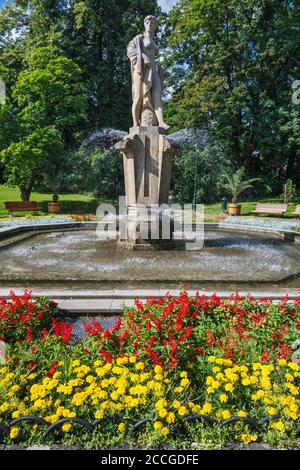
left=117, top=205, right=175, bottom=250
left=115, top=126, right=178, bottom=250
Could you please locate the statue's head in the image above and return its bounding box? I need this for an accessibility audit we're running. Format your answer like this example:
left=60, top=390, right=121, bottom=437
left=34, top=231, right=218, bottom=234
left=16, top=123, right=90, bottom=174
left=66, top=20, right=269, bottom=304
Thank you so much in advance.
left=144, top=15, right=157, bottom=35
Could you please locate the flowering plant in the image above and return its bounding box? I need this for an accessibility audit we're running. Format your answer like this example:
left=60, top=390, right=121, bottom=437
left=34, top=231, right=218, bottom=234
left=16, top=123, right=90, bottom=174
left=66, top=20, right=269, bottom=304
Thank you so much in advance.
left=0, top=291, right=59, bottom=345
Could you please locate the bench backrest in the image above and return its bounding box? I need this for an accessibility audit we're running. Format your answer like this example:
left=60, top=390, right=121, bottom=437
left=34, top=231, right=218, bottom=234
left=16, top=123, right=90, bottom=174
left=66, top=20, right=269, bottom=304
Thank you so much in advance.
left=254, top=203, right=288, bottom=212
left=5, top=201, right=38, bottom=211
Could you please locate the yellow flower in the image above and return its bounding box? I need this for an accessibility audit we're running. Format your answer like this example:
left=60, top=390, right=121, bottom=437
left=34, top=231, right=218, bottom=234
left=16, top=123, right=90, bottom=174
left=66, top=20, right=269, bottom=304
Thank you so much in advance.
left=272, top=420, right=285, bottom=432
left=174, top=386, right=183, bottom=393
left=212, top=366, right=221, bottom=374
left=135, top=362, right=144, bottom=371
left=242, top=378, right=251, bottom=386
left=166, top=412, right=176, bottom=424
left=62, top=423, right=72, bottom=432
left=172, top=400, right=181, bottom=409
left=208, top=356, right=216, bottom=363
left=180, top=378, right=190, bottom=387
left=154, top=420, right=163, bottom=430
left=237, top=411, right=247, bottom=418
left=202, top=403, right=212, bottom=414
left=154, top=365, right=163, bottom=375
left=278, top=359, right=287, bottom=366
left=225, top=383, right=234, bottom=392
left=180, top=371, right=188, bottom=378
left=267, top=407, right=277, bottom=415
left=118, top=422, right=126, bottom=433
left=241, top=433, right=257, bottom=444
left=219, top=394, right=228, bottom=403
left=158, top=408, right=168, bottom=418
left=161, top=427, right=170, bottom=436
left=9, top=427, right=20, bottom=439
left=178, top=406, right=188, bottom=416
left=222, top=410, right=231, bottom=420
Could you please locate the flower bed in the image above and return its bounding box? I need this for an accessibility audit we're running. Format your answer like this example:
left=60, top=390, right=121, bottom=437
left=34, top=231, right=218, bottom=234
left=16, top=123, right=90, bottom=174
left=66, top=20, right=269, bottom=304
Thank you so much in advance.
left=0, top=291, right=299, bottom=449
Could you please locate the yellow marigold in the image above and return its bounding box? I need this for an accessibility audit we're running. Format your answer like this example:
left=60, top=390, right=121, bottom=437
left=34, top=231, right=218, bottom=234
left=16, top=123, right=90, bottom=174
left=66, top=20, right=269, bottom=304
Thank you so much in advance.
left=154, top=420, right=163, bottom=430
left=172, top=400, right=181, bottom=409
left=161, top=427, right=170, bottom=436
left=118, top=422, right=126, bottom=433
left=225, top=383, right=234, bottom=392
left=166, top=412, right=176, bottom=424
left=237, top=411, right=247, bottom=418
left=212, top=366, right=221, bottom=374
left=95, top=410, right=104, bottom=419
left=174, top=386, right=183, bottom=393
left=285, top=373, right=294, bottom=382
left=135, top=362, right=144, bottom=371
left=207, top=386, right=215, bottom=394
left=278, top=359, right=287, bottom=366
left=222, top=410, right=231, bottom=420
left=180, top=378, right=190, bottom=387
left=267, top=407, right=277, bottom=415
left=272, top=420, right=285, bottom=432
left=154, top=365, right=163, bottom=375
left=180, top=371, right=188, bottom=378
left=288, top=362, right=299, bottom=371
left=128, top=356, right=136, bottom=363
left=72, top=360, right=80, bottom=368
left=158, top=408, right=168, bottom=418
left=242, top=378, right=251, bottom=386
left=241, top=433, right=257, bottom=444
left=9, top=427, right=20, bottom=439
left=202, top=403, right=212, bottom=414
left=208, top=356, right=216, bottom=363
left=178, top=406, right=188, bottom=416
left=219, top=394, right=228, bottom=403
left=62, top=423, right=72, bottom=432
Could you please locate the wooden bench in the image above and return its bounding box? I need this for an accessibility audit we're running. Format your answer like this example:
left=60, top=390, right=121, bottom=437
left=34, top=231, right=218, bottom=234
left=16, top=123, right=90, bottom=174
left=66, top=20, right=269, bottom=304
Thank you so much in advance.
left=252, top=203, right=288, bottom=216
left=292, top=204, right=300, bottom=217
left=5, top=201, right=39, bottom=216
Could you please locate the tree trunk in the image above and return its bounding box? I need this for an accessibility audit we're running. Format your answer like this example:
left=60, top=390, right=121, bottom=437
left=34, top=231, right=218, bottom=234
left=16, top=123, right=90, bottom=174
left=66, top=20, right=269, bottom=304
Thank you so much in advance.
left=20, top=187, right=32, bottom=201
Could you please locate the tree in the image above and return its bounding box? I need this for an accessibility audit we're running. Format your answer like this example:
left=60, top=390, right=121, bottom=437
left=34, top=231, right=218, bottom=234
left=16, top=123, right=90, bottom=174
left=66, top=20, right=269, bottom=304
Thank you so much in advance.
left=165, top=0, right=300, bottom=191
left=221, top=167, right=261, bottom=204
left=0, top=47, right=88, bottom=200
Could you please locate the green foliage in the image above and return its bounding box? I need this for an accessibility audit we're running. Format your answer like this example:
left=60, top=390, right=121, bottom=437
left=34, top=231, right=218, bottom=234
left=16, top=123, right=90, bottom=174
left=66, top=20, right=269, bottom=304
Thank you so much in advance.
left=165, top=0, right=300, bottom=190
left=281, top=179, right=297, bottom=204
left=173, top=141, right=231, bottom=205
left=221, top=167, right=261, bottom=203
left=60, top=147, right=124, bottom=200
left=0, top=127, right=64, bottom=200
left=0, top=47, right=88, bottom=199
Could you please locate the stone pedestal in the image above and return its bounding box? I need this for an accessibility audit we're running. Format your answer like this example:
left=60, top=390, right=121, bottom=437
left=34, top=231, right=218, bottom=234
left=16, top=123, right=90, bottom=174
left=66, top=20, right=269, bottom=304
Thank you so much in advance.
left=115, top=127, right=177, bottom=249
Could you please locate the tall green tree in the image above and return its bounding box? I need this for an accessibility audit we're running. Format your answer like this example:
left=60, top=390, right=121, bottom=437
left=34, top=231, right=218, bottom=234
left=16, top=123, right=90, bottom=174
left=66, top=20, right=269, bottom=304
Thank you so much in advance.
left=165, top=0, right=300, bottom=190
left=0, top=47, right=88, bottom=200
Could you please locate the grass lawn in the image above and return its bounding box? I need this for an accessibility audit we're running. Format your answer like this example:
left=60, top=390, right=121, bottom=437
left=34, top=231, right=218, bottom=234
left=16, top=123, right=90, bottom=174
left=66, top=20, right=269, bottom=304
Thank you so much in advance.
left=0, top=184, right=299, bottom=218
left=0, top=185, right=107, bottom=217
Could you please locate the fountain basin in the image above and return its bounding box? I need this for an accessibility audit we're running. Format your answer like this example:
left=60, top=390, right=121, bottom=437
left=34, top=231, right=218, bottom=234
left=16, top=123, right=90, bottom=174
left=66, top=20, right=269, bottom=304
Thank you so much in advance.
left=0, top=225, right=299, bottom=289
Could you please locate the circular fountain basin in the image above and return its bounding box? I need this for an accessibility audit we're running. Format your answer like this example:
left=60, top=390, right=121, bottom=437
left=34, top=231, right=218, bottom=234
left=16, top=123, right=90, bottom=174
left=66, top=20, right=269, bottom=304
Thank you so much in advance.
left=0, top=228, right=299, bottom=289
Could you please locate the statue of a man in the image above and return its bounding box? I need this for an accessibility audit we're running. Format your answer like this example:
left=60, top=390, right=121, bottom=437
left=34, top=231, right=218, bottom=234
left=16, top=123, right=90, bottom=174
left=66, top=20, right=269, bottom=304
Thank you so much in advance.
left=127, top=15, right=169, bottom=129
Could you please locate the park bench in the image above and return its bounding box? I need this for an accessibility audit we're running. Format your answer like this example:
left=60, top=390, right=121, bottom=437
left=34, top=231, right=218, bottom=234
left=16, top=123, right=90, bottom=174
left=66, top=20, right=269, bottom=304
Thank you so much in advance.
left=252, top=203, right=288, bottom=216
left=292, top=204, right=300, bottom=218
left=4, top=201, right=39, bottom=216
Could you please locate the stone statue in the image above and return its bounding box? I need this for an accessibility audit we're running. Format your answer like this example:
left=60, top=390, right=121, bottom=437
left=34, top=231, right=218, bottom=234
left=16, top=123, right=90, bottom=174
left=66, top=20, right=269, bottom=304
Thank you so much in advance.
left=127, top=15, right=169, bottom=129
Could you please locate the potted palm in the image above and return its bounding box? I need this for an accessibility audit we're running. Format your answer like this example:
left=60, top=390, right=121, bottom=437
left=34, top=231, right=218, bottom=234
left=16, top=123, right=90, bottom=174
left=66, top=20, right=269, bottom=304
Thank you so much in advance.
left=48, top=193, right=62, bottom=213
left=222, top=168, right=260, bottom=216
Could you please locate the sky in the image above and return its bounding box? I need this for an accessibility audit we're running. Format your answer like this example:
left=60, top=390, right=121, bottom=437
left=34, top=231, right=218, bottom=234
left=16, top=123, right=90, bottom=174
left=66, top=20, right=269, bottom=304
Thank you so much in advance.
left=0, top=1, right=178, bottom=10
left=158, top=0, right=178, bottom=11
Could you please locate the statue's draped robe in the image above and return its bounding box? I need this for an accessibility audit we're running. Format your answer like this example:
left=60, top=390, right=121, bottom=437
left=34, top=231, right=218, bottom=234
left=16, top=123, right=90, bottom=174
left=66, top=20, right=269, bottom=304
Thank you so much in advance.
left=127, top=34, right=154, bottom=114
